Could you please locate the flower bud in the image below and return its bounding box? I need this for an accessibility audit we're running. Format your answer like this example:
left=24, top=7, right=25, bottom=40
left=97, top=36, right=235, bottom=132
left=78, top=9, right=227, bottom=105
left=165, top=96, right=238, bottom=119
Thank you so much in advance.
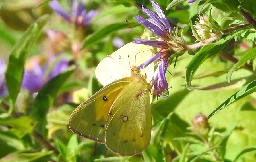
left=192, top=113, right=209, bottom=136
left=193, top=15, right=215, bottom=41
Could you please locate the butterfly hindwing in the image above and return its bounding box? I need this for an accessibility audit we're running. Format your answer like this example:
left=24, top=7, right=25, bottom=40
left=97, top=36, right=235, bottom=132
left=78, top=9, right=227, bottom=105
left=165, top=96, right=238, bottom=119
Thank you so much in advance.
left=68, top=78, right=132, bottom=143
left=105, top=75, right=151, bottom=156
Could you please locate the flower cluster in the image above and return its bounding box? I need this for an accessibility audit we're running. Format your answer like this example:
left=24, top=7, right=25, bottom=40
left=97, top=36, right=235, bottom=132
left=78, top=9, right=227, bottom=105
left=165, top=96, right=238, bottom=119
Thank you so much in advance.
left=49, top=0, right=98, bottom=28
left=134, top=1, right=173, bottom=97
left=134, top=0, right=196, bottom=97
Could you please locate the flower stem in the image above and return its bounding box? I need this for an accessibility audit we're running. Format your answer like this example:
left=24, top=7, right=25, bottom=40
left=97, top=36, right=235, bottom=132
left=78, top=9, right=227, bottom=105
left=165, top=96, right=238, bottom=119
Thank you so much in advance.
left=240, top=9, right=256, bottom=29
left=219, top=51, right=253, bottom=71
left=33, top=130, right=59, bottom=155
left=186, top=32, right=222, bottom=50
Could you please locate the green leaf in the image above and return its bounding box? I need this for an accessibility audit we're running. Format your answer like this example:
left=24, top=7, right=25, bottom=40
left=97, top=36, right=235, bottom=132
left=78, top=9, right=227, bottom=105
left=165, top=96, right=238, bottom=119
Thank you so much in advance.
left=0, top=116, right=36, bottom=138
left=47, top=105, right=73, bottom=139
left=208, top=10, right=221, bottom=31
left=55, top=140, right=68, bottom=161
left=81, top=21, right=138, bottom=49
left=208, top=80, right=256, bottom=118
left=5, top=15, right=48, bottom=115
left=227, top=47, right=256, bottom=83
left=33, top=0, right=52, bottom=10
left=190, top=16, right=201, bottom=41
left=233, top=147, right=256, bottom=162
left=94, top=157, right=124, bottom=161
left=151, top=112, right=173, bottom=146
left=0, top=131, right=25, bottom=151
left=216, top=123, right=237, bottom=159
left=66, top=134, right=78, bottom=162
left=92, top=5, right=136, bottom=22
left=187, top=146, right=220, bottom=162
left=142, top=144, right=165, bottom=162
left=179, top=144, right=190, bottom=162
left=185, top=29, right=245, bottom=89
left=210, top=0, right=240, bottom=13
left=30, top=66, right=76, bottom=136
left=186, top=43, right=227, bottom=89
left=166, top=0, right=186, bottom=10
left=0, top=151, right=53, bottom=162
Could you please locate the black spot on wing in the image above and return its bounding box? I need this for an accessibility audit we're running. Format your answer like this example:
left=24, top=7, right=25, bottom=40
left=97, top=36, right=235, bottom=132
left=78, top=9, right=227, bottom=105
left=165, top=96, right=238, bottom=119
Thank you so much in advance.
left=103, top=96, right=108, bottom=101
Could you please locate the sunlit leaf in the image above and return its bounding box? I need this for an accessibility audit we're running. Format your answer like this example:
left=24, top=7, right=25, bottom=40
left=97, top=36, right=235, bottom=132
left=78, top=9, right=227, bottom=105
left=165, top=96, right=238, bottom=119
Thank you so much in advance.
left=0, top=131, right=25, bottom=151
left=142, top=144, right=165, bottom=162
left=5, top=15, right=48, bottom=115
left=0, top=151, right=53, bottom=162
left=179, top=144, right=189, bottom=162
left=227, top=47, right=256, bottom=83
left=208, top=80, right=256, bottom=118
left=233, top=147, right=256, bottom=162
left=186, top=29, right=246, bottom=89
left=47, top=105, right=73, bottom=139
left=166, top=0, right=186, bottom=10
left=81, top=21, right=138, bottom=49
left=66, top=134, right=78, bottom=162
left=0, top=116, right=36, bottom=138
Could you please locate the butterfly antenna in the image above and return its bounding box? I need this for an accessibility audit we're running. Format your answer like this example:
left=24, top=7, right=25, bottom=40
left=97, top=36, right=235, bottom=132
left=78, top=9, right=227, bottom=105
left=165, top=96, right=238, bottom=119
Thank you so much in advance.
left=126, top=20, right=139, bottom=33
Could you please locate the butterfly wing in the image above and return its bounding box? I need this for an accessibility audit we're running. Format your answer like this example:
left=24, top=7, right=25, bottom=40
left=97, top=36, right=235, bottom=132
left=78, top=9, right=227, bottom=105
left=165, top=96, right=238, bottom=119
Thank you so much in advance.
left=105, top=76, right=151, bottom=156
left=95, top=42, right=154, bottom=86
left=68, top=78, right=132, bottom=143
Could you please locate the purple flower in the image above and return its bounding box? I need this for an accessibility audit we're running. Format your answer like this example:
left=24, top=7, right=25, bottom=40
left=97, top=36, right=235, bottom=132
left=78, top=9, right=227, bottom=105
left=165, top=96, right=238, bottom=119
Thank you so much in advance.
left=49, top=0, right=98, bottom=27
left=188, top=0, right=196, bottom=3
left=151, top=57, right=169, bottom=97
left=134, top=1, right=173, bottom=97
left=0, top=60, right=8, bottom=97
left=21, top=57, right=69, bottom=93
left=134, top=1, right=172, bottom=50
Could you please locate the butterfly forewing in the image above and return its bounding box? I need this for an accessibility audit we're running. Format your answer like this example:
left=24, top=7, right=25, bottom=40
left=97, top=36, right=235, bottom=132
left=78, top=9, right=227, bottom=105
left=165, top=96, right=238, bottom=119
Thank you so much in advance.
left=68, top=78, right=132, bottom=143
left=105, top=76, right=151, bottom=156
left=95, top=43, right=154, bottom=86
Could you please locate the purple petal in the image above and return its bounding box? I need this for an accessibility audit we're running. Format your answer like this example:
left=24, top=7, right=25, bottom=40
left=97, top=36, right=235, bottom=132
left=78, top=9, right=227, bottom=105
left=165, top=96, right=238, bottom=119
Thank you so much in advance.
left=135, top=16, right=169, bottom=39
left=134, top=38, right=167, bottom=48
left=22, top=69, right=45, bottom=93
left=150, top=0, right=171, bottom=30
left=188, top=0, right=196, bottom=3
left=141, top=7, right=166, bottom=32
left=137, top=52, right=162, bottom=69
left=77, top=1, right=86, bottom=18
left=49, top=0, right=70, bottom=21
left=72, top=0, right=79, bottom=18
left=48, top=59, right=69, bottom=79
left=0, top=83, right=8, bottom=97
left=151, top=58, right=169, bottom=97
left=0, top=60, right=8, bottom=97
left=82, top=10, right=98, bottom=25
left=0, top=60, right=6, bottom=86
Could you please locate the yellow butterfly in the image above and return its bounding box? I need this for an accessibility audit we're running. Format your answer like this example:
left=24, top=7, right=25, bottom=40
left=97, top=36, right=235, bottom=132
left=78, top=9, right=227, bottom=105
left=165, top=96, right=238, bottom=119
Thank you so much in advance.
left=68, top=69, right=151, bottom=156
